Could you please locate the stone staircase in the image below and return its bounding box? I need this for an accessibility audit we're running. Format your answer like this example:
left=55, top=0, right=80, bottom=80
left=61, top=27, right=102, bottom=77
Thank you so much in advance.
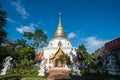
left=47, top=70, right=71, bottom=80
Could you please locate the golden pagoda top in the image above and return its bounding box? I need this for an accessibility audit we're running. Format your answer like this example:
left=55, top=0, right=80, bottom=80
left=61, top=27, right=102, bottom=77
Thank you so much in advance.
left=54, top=12, right=66, bottom=38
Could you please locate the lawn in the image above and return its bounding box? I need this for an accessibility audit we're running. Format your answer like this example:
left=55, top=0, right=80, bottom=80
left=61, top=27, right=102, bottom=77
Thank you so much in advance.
left=0, top=73, right=48, bottom=80
left=70, top=73, right=120, bottom=80
left=0, top=72, right=120, bottom=80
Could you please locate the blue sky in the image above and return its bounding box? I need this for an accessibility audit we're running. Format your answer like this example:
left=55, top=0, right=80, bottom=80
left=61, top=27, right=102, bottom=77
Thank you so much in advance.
left=1, top=0, right=120, bottom=53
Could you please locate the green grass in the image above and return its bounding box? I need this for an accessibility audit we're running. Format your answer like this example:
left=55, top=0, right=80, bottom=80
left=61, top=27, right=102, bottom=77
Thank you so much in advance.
left=0, top=72, right=120, bottom=80
left=0, top=73, right=48, bottom=79
left=70, top=73, right=120, bottom=80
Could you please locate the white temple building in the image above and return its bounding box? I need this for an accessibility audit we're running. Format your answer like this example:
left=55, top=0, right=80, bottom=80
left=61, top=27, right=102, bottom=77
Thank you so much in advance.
left=37, top=13, right=78, bottom=72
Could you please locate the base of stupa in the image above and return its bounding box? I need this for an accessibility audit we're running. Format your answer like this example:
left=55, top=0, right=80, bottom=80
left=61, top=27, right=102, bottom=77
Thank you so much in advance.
left=51, top=67, right=71, bottom=70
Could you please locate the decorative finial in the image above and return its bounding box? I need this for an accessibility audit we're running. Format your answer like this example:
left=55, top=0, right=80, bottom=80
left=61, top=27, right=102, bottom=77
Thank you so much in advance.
left=59, top=12, right=61, bottom=16
left=54, top=12, right=66, bottom=38
left=58, top=12, right=62, bottom=27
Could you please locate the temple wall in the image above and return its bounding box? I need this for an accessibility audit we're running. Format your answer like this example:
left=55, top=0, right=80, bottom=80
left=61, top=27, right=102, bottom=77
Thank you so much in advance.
left=48, top=38, right=72, bottom=48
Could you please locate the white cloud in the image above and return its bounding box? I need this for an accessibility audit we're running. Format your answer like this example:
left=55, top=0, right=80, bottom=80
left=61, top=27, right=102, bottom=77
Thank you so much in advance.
left=7, top=18, right=16, bottom=23
left=11, top=0, right=29, bottom=19
left=68, top=32, right=76, bottom=39
left=84, top=36, right=109, bottom=53
left=16, top=23, right=35, bottom=34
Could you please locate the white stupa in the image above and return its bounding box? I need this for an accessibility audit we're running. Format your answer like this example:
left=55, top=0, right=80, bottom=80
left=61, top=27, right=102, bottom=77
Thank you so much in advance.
left=37, top=13, right=78, bottom=72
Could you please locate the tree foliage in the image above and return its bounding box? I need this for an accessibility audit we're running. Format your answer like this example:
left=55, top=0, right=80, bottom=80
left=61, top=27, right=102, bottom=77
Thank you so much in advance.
left=23, top=32, right=33, bottom=40
left=78, top=44, right=96, bottom=68
left=0, top=4, right=7, bottom=44
left=0, top=39, right=16, bottom=64
left=78, top=44, right=89, bottom=57
left=78, top=44, right=90, bottom=63
left=0, top=5, right=8, bottom=64
left=14, top=39, right=35, bottom=61
left=23, top=29, right=48, bottom=53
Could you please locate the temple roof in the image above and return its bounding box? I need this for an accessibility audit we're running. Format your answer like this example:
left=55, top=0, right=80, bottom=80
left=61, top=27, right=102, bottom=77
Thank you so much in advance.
left=50, top=47, right=68, bottom=60
left=54, top=12, right=66, bottom=38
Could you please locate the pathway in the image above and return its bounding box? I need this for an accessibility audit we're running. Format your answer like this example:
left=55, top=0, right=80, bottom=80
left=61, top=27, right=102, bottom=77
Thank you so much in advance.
left=47, top=70, right=71, bottom=80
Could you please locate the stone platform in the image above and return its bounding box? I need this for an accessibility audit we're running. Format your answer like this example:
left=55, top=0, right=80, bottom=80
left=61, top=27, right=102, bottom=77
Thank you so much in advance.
left=47, top=70, right=71, bottom=80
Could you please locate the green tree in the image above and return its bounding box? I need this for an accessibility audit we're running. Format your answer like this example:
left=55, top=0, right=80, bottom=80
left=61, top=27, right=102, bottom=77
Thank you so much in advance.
left=23, top=29, right=48, bottom=53
left=0, top=39, right=16, bottom=64
left=78, top=44, right=90, bottom=63
left=15, top=39, right=28, bottom=47
left=33, top=29, right=47, bottom=52
left=0, top=4, right=8, bottom=65
left=0, top=4, right=7, bottom=44
left=13, top=39, right=35, bottom=70
left=15, top=39, right=35, bottom=61
left=23, top=32, right=33, bottom=40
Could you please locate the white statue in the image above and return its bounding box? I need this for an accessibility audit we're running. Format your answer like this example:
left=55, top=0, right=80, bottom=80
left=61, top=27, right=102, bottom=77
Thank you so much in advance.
left=0, top=56, right=12, bottom=75
left=71, top=60, right=81, bottom=76
left=38, top=57, right=46, bottom=76
left=107, top=55, right=117, bottom=69
left=107, top=55, right=120, bottom=75
left=103, top=59, right=107, bottom=68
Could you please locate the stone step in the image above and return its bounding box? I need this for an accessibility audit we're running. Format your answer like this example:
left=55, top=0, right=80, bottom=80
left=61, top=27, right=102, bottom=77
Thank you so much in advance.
left=47, top=70, right=71, bottom=80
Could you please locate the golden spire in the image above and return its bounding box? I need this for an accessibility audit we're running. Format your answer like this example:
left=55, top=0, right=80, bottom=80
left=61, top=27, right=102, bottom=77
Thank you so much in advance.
left=58, top=12, right=62, bottom=28
left=54, top=12, right=66, bottom=38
